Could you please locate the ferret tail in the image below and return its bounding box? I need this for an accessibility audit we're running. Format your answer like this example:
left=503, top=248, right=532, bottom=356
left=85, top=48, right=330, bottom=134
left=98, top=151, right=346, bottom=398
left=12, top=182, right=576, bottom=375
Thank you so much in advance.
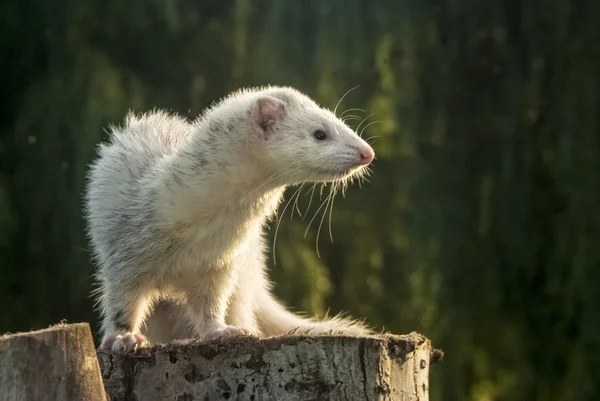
left=142, top=295, right=374, bottom=343
left=256, top=292, right=373, bottom=337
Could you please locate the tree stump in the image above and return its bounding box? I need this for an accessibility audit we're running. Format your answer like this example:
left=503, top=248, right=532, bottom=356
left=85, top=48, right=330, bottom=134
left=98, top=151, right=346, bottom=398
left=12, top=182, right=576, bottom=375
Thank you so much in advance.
left=0, top=323, right=107, bottom=401
left=98, top=332, right=436, bottom=401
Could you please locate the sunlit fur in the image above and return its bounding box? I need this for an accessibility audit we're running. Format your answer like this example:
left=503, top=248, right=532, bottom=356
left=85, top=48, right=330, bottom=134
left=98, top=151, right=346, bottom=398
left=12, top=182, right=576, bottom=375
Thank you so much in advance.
left=84, top=85, right=376, bottom=352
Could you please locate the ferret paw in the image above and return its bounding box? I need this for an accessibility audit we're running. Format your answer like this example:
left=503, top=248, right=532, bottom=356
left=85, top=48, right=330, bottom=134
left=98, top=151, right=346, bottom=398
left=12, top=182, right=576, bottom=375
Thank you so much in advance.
left=101, top=332, right=150, bottom=354
left=201, top=325, right=252, bottom=341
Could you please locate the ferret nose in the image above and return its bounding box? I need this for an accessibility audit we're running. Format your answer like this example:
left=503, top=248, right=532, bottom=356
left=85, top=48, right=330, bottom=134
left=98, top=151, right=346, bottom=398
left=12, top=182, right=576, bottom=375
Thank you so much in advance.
left=358, top=147, right=375, bottom=165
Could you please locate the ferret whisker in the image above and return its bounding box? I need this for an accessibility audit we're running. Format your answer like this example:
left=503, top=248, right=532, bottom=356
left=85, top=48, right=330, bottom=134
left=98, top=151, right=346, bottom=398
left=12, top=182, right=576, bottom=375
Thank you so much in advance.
left=365, top=135, right=380, bottom=144
left=315, top=199, right=329, bottom=256
left=333, top=86, right=360, bottom=117
left=340, top=107, right=367, bottom=119
left=327, top=181, right=340, bottom=243
left=303, top=183, right=318, bottom=219
left=273, top=166, right=326, bottom=263
left=285, top=184, right=305, bottom=221
left=342, top=116, right=362, bottom=125
left=304, top=177, right=335, bottom=240
left=298, top=168, right=327, bottom=217
left=272, top=173, right=307, bottom=264
left=342, top=114, right=361, bottom=121
left=292, top=183, right=307, bottom=218
left=361, top=168, right=371, bottom=186
left=290, top=168, right=322, bottom=219
left=359, top=120, right=382, bottom=138
left=313, top=179, right=338, bottom=257
left=355, top=113, right=374, bottom=137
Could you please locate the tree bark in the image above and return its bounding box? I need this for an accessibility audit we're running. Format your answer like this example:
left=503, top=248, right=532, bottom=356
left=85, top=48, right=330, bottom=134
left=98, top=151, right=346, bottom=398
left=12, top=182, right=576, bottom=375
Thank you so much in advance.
left=0, top=323, right=107, bottom=401
left=98, top=332, right=436, bottom=401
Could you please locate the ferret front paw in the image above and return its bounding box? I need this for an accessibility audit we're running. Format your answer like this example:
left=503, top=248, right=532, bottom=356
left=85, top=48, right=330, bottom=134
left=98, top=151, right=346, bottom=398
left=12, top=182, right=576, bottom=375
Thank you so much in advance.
left=101, top=332, right=150, bottom=354
left=201, top=325, right=252, bottom=341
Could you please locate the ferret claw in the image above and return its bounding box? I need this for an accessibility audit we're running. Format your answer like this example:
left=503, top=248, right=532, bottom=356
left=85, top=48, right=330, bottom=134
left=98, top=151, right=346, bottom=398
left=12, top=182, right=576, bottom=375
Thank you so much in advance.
left=102, top=332, right=150, bottom=354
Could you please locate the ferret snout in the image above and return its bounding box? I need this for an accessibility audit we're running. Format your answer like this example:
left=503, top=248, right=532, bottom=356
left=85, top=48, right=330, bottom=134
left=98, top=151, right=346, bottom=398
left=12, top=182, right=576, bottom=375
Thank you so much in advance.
left=358, top=145, right=375, bottom=165
left=348, top=139, right=374, bottom=167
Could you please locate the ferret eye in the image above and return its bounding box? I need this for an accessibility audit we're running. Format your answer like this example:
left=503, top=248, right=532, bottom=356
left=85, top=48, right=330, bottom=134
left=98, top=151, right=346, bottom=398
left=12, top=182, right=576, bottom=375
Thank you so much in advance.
left=313, top=130, right=327, bottom=141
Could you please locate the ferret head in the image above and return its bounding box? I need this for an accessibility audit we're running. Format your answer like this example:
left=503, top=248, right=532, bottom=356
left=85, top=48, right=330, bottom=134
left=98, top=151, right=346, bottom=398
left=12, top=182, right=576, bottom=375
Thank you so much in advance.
left=244, top=86, right=375, bottom=186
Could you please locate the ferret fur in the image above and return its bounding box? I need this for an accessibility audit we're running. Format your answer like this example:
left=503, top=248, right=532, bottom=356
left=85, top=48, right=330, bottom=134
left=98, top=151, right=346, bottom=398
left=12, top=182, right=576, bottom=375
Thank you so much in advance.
left=84, top=86, right=376, bottom=352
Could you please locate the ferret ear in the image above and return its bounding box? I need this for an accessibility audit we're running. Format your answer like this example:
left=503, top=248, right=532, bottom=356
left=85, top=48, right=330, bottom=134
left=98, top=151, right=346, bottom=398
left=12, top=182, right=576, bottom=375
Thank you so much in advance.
left=255, top=96, right=285, bottom=132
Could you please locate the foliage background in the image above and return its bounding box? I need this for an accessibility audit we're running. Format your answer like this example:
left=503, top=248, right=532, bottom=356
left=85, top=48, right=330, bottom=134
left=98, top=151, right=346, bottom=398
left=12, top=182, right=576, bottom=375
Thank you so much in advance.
left=1, top=1, right=599, bottom=400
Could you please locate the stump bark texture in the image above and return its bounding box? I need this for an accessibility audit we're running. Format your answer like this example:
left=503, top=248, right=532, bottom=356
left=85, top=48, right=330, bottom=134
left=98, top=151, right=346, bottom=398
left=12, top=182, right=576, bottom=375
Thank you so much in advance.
left=0, top=323, right=107, bottom=401
left=98, top=332, right=433, bottom=401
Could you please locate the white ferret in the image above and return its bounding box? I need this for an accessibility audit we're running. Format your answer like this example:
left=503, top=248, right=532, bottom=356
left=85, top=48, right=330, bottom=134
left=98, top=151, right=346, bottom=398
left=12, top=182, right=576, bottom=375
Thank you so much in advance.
left=84, top=86, right=376, bottom=353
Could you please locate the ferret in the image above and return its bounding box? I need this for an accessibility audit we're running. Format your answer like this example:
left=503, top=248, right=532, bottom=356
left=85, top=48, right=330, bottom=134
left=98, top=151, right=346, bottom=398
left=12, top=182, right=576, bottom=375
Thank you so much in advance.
left=84, top=86, right=376, bottom=353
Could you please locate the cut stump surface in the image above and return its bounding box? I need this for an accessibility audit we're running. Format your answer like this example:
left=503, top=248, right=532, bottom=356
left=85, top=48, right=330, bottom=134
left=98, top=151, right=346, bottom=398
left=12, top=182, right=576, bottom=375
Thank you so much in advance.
left=98, top=332, right=434, bottom=401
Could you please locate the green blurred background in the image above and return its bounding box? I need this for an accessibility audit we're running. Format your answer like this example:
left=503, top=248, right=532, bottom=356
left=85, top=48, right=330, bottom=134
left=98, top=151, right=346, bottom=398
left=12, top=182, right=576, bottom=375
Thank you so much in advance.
left=1, top=1, right=599, bottom=400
